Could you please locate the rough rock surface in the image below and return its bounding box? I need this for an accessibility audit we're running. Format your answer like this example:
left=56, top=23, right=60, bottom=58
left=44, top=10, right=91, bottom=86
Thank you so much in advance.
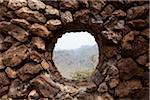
left=0, top=0, right=149, bottom=99
left=3, top=43, right=28, bottom=67
left=28, top=0, right=45, bottom=10
left=115, top=80, right=142, bottom=97
left=15, top=7, right=46, bottom=23
left=45, top=5, right=59, bottom=16
left=117, top=58, right=144, bottom=80
left=18, top=63, right=43, bottom=81
left=46, top=19, right=62, bottom=30
left=8, top=0, right=27, bottom=10
left=30, top=23, right=52, bottom=38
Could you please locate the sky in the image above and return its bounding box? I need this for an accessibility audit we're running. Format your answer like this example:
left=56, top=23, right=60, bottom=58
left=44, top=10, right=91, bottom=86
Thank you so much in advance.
left=54, top=32, right=97, bottom=50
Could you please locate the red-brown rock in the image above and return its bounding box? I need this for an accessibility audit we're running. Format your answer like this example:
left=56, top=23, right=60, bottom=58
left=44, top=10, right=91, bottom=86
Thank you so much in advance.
left=117, top=58, right=144, bottom=80
left=61, top=11, right=73, bottom=24
left=29, top=50, right=43, bottom=63
left=8, top=79, right=30, bottom=98
left=127, top=4, right=149, bottom=19
left=0, top=53, right=5, bottom=69
left=0, top=5, right=7, bottom=21
left=0, top=86, right=9, bottom=98
left=30, top=75, right=60, bottom=98
left=98, top=82, right=108, bottom=93
left=102, top=30, right=122, bottom=44
left=5, top=67, right=17, bottom=79
left=132, top=36, right=148, bottom=58
left=15, top=7, right=46, bottom=23
left=18, top=63, right=43, bottom=81
left=3, top=43, right=29, bottom=67
left=115, top=80, right=142, bottom=97
left=102, top=46, right=117, bottom=58
left=136, top=54, right=147, bottom=65
left=89, top=0, right=106, bottom=13
left=32, top=37, right=45, bottom=50
left=0, top=72, right=10, bottom=88
left=11, top=19, right=31, bottom=30
left=7, top=24, right=29, bottom=42
left=122, top=31, right=135, bottom=50
left=101, top=4, right=115, bottom=17
left=30, top=23, right=52, bottom=38
left=46, top=19, right=62, bottom=31
left=140, top=28, right=149, bottom=39
left=73, top=9, right=90, bottom=24
left=60, top=0, right=79, bottom=10
left=7, top=0, right=27, bottom=10
left=112, top=10, right=126, bottom=17
left=128, top=19, right=147, bottom=29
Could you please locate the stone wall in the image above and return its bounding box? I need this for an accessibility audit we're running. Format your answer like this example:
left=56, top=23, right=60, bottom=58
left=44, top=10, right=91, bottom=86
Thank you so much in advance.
left=0, top=0, right=149, bottom=99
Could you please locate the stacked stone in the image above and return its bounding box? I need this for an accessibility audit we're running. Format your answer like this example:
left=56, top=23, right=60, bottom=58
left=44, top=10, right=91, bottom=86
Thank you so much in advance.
left=0, top=0, right=149, bottom=99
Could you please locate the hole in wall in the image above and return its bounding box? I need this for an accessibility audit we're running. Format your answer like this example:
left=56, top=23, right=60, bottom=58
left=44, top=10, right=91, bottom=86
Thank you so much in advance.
left=53, top=31, right=99, bottom=81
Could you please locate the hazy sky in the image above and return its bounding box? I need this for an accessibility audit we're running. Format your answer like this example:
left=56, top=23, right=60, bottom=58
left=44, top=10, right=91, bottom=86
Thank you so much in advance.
left=54, top=32, right=96, bottom=50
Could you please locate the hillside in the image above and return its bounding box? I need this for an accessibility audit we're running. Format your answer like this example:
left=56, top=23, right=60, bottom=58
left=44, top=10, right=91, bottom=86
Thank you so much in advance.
left=53, top=45, right=99, bottom=79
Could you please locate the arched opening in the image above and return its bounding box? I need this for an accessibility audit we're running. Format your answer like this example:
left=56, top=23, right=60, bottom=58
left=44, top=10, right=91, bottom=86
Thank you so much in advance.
left=53, top=31, right=99, bottom=81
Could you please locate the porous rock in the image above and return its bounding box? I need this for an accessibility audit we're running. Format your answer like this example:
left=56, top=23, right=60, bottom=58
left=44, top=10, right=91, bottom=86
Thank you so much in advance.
left=28, top=0, right=45, bottom=10
left=30, top=23, right=52, bottom=38
left=8, top=0, right=27, bottom=10
left=46, top=19, right=62, bottom=30
left=15, top=7, right=46, bottom=23
left=11, top=19, right=31, bottom=29
left=45, top=5, right=59, bottom=16
left=32, top=37, right=45, bottom=50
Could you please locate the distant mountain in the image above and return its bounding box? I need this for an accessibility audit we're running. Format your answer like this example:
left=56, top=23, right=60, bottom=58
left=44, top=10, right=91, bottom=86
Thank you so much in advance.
left=53, top=45, right=99, bottom=79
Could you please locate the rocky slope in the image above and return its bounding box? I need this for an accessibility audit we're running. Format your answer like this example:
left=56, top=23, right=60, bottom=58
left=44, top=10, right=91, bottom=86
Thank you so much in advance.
left=53, top=45, right=99, bottom=79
